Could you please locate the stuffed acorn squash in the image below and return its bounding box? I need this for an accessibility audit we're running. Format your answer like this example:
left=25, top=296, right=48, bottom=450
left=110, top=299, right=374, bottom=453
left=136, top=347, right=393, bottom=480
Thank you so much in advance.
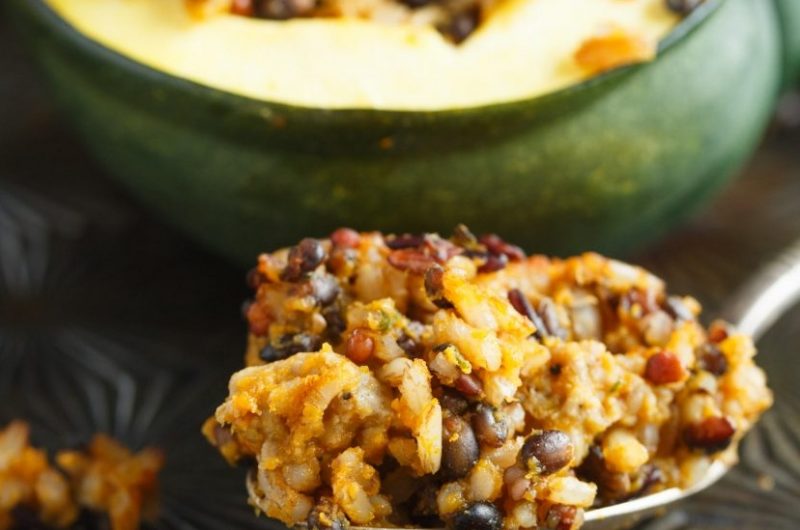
left=7, top=0, right=791, bottom=262
left=44, top=0, right=684, bottom=110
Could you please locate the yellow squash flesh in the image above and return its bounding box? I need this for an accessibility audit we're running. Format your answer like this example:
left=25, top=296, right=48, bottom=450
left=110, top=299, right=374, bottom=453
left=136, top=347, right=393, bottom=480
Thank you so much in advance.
left=45, top=0, right=679, bottom=110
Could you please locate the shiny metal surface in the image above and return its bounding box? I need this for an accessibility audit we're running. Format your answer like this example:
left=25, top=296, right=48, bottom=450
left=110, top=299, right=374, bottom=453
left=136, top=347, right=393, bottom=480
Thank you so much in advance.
left=722, top=237, right=800, bottom=340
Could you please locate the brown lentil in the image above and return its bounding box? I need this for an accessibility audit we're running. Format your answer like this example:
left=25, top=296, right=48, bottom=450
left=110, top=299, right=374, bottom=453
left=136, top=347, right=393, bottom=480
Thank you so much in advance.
left=330, top=227, right=361, bottom=249
left=479, top=234, right=525, bottom=262
left=425, top=265, right=453, bottom=308
left=346, top=329, right=375, bottom=363
left=454, top=373, right=483, bottom=397
left=388, top=248, right=436, bottom=274
left=539, top=297, right=567, bottom=339
left=543, top=504, right=581, bottom=530
left=707, top=320, right=730, bottom=343
left=477, top=253, right=508, bottom=274
left=644, top=351, right=685, bottom=385
left=683, top=417, right=736, bottom=453
left=508, top=288, right=548, bottom=340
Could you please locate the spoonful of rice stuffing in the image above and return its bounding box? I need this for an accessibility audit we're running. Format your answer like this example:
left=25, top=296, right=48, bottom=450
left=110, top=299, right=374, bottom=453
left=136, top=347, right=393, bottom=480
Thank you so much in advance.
left=203, top=225, right=780, bottom=530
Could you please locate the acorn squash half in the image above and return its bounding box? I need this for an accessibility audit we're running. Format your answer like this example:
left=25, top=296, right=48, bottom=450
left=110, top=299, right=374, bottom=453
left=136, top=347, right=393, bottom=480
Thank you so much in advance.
left=7, top=0, right=784, bottom=263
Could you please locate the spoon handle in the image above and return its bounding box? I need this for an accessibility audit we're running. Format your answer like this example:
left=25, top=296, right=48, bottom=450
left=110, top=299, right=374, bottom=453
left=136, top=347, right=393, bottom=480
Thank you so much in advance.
left=722, top=237, right=800, bottom=340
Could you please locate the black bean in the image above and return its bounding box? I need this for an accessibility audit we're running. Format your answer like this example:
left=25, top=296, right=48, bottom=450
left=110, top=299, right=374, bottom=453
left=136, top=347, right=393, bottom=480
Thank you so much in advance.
left=519, top=430, right=573, bottom=476
left=698, top=343, right=728, bottom=376
left=442, top=415, right=479, bottom=479
left=397, top=333, right=422, bottom=357
left=311, top=274, right=341, bottom=306
left=260, top=333, right=321, bottom=362
left=576, top=445, right=630, bottom=502
left=346, top=329, right=375, bottom=363
left=307, top=497, right=348, bottom=530
left=472, top=404, right=508, bottom=448
left=282, top=238, right=326, bottom=282
left=440, top=389, right=470, bottom=415
left=666, top=0, right=703, bottom=15
left=259, top=343, right=283, bottom=363
left=508, top=289, right=548, bottom=340
left=644, top=351, right=685, bottom=385
left=425, top=265, right=453, bottom=308
left=321, top=305, right=346, bottom=342
left=451, top=502, right=502, bottom=530
left=683, top=417, right=735, bottom=454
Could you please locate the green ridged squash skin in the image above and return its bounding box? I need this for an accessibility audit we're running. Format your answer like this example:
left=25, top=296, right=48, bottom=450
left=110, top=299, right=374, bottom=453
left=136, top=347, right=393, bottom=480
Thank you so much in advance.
left=776, top=0, right=800, bottom=86
left=8, top=0, right=783, bottom=264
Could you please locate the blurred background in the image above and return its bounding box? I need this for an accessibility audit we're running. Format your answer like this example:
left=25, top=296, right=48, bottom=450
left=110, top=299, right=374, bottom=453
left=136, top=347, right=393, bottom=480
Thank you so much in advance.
left=2, top=5, right=800, bottom=530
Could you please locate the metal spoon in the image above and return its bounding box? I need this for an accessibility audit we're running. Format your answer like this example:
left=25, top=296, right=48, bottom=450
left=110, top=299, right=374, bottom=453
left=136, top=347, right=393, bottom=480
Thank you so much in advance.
left=273, top=239, right=800, bottom=530
left=582, top=238, right=800, bottom=529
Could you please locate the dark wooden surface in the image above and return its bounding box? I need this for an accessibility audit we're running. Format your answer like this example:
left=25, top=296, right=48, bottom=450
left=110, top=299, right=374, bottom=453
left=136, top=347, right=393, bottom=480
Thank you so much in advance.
left=1, top=11, right=799, bottom=530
